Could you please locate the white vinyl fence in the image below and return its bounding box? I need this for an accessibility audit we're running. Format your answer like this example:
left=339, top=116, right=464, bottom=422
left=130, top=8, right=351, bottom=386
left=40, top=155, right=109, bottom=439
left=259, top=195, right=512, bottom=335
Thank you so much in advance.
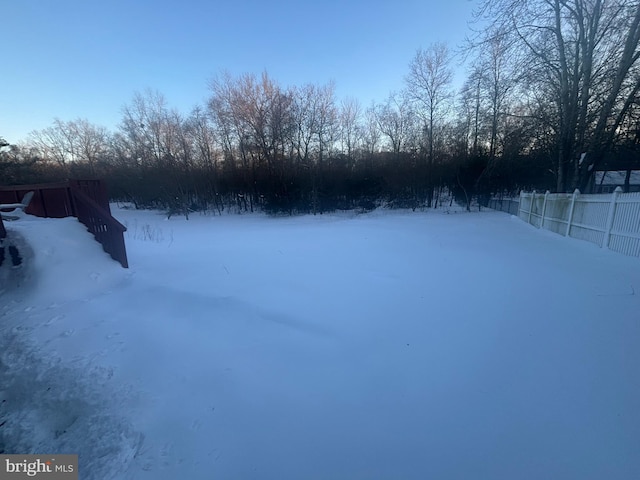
left=518, top=187, right=640, bottom=258
left=484, top=197, right=521, bottom=216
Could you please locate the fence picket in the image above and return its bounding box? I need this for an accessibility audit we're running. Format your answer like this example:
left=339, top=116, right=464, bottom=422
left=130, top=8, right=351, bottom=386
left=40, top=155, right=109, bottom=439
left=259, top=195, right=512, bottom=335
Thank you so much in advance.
left=603, top=187, right=622, bottom=249
left=566, top=189, right=579, bottom=236
left=541, top=191, right=549, bottom=229
left=528, top=191, right=536, bottom=224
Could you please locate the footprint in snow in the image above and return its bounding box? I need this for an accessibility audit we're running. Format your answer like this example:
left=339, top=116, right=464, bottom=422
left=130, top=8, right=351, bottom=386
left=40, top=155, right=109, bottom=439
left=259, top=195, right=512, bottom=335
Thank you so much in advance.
left=160, top=442, right=173, bottom=456
left=11, top=325, right=32, bottom=333
left=45, top=315, right=65, bottom=326
left=159, top=442, right=174, bottom=467
left=60, top=329, right=75, bottom=337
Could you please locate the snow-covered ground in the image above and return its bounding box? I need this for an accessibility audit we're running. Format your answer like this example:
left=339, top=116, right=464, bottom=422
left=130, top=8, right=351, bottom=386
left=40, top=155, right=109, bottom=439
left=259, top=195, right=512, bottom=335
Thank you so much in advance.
left=1, top=206, right=639, bottom=479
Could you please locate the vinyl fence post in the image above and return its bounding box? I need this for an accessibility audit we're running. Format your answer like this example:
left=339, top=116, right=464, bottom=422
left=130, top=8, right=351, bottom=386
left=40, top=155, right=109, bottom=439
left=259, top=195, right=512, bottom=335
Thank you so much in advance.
left=565, top=189, right=579, bottom=237
left=541, top=190, right=550, bottom=229
left=603, top=186, right=622, bottom=249
left=518, top=191, right=524, bottom=218
left=528, top=190, right=536, bottom=225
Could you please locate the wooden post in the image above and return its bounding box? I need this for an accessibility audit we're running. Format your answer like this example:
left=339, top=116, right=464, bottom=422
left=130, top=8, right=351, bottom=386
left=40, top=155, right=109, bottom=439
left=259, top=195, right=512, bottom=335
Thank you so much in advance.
left=0, top=215, right=6, bottom=239
left=540, top=191, right=550, bottom=229
left=528, top=190, right=536, bottom=225
left=565, top=189, right=579, bottom=237
left=603, top=187, right=622, bottom=249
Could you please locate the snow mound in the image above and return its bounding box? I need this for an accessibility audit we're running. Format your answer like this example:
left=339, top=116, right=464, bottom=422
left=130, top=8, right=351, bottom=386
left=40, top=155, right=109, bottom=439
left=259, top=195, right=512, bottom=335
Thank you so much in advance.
left=5, top=215, right=129, bottom=304
left=0, top=331, right=142, bottom=480
left=1, top=215, right=139, bottom=479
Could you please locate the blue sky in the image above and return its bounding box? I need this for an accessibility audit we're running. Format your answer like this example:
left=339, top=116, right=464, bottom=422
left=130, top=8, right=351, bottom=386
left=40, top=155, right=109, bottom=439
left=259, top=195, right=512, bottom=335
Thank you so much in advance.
left=1, top=0, right=478, bottom=143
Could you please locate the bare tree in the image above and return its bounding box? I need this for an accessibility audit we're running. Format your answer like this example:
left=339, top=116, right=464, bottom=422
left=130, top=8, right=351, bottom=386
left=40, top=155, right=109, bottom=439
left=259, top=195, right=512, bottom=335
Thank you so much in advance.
left=184, top=107, right=222, bottom=212
left=338, top=97, right=363, bottom=168
left=406, top=43, right=454, bottom=206
left=374, top=92, right=414, bottom=156
left=116, top=90, right=197, bottom=213
left=29, top=119, right=76, bottom=166
left=457, top=66, right=485, bottom=157
left=27, top=118, right=109, bottom=172
left=119, top=90, right=176, bottom=165
left=362, top=103, right=381, bottom=157
left=71, top=119, right=109, bottom=173
left=291, top=84, right=318, bottom=166
left=208, top=72, right=299, bottom=210
left=475, top=0, right=640, bottom=192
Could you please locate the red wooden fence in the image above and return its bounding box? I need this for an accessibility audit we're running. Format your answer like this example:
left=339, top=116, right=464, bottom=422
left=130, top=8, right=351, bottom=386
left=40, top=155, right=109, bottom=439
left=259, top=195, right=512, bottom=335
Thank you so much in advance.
left=0, top=180, right=128, bottom=268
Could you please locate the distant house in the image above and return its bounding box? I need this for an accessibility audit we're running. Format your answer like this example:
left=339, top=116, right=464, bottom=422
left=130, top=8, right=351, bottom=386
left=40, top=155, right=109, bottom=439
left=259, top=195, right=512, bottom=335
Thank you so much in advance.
left=586, top=147, right=640, bottom=193
left=591, top=170, right=640, bottom=193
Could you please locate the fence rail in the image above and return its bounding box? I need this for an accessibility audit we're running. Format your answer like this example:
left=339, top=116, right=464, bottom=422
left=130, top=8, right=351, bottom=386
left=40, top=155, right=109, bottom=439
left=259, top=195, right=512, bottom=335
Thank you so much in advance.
left=484, top=197, right=521, bottom=216
left=517, top=188, right=640, bottom=258
left=0, top=180, right=128, bottom=268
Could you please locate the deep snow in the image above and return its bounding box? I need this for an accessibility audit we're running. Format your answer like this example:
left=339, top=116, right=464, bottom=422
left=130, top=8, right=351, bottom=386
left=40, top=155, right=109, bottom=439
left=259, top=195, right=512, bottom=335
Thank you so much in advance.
left=1, top=206, right=639, bottom=479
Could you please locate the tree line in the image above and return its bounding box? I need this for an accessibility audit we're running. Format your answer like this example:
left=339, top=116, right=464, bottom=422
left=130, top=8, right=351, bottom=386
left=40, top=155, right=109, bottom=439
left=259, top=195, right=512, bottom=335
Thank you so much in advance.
left=2, top=0, right=639, bottom=215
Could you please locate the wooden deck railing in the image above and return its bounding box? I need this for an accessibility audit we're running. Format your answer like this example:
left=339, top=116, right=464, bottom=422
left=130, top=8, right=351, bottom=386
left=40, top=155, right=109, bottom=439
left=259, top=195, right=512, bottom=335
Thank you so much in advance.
left=0, top=180, right=128, bottom=268
left=69, top=187, right=128, bottom=268
left=0, top=182, right=75, bottom=218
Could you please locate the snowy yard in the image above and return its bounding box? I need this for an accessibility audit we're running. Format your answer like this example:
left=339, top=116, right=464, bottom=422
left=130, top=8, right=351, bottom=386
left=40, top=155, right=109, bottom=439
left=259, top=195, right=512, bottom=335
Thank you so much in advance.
left=1, top=207, right=639, bottom=479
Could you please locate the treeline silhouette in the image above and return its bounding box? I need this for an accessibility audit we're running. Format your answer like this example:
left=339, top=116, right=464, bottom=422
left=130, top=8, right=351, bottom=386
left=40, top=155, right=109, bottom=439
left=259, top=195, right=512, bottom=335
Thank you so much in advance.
left=0, top=120, right=551, bottom=216
left=3, top=0, right=640, bottom=214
